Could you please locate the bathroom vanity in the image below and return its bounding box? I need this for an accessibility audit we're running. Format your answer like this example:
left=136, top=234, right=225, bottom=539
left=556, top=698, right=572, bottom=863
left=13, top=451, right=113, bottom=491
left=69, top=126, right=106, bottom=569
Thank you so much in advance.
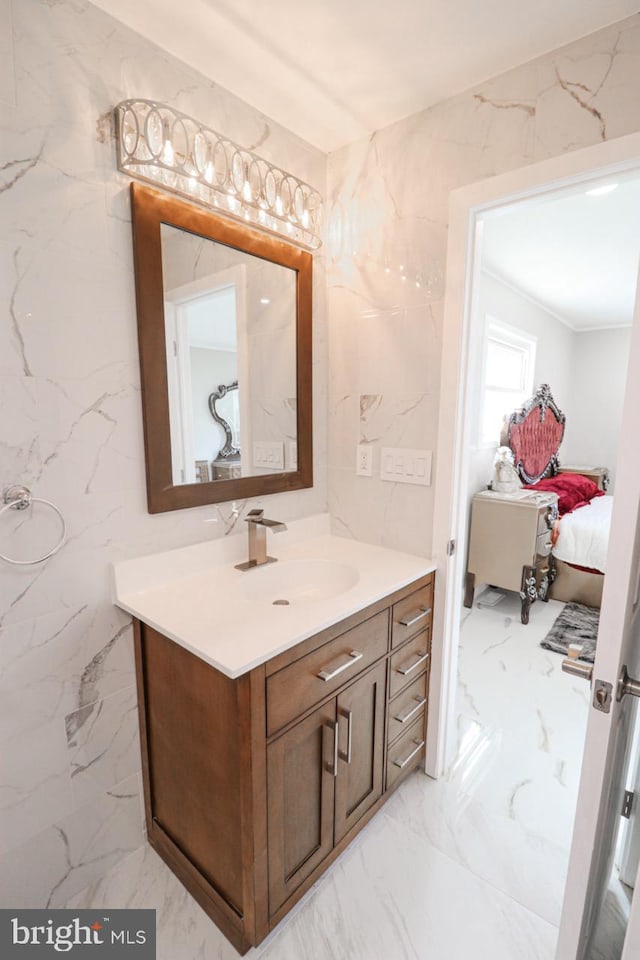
left=114, top=519, right=435, bottom=954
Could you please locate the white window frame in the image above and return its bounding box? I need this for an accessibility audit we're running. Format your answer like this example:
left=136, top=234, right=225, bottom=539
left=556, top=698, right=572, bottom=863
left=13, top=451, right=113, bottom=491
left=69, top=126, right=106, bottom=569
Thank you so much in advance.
left=478, top=317, right=537, bottom=446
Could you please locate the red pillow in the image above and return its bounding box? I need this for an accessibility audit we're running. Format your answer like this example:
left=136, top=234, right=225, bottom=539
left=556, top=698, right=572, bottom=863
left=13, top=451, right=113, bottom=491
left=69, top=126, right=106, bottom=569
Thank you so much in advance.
left=528, top=473, right=604, bottom=516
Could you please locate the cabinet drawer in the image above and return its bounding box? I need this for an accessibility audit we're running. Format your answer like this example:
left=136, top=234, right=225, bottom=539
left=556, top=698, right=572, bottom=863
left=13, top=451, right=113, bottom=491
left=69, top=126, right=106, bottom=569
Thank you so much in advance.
left=387, top=672, right=427, bottom=746
left=391, top=580, right=433, bottom=649
left=537, top=505, right=556, bottom=536
left=389, top=629, right=430, bottom=700
left=535, top=531, right=553, bottom=560
left=266, top=610, right=389, bottom=736
left=386, top=716, right=425, bottom=791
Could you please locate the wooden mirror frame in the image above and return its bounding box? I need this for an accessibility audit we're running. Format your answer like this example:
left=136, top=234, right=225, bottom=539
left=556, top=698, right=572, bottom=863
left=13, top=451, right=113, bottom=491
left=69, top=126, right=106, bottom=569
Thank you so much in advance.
left=130, top=183, right=313, bottom=513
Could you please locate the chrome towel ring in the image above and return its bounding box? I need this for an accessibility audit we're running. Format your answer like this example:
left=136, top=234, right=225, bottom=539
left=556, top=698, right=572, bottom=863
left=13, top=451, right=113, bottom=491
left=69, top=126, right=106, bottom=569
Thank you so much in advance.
left=0, top=485, right=66, bottom=565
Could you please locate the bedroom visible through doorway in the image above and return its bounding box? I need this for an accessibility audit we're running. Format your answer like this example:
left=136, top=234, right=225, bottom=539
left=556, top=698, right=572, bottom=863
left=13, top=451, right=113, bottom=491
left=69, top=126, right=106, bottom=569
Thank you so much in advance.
left=455, top=172, right=640, bottom=958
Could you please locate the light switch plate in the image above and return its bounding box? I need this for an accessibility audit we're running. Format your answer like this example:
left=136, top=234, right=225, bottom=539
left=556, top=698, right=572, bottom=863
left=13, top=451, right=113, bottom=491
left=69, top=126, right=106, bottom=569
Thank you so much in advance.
left=380, top=447, right=432, bottom=485
left=253, top=440, right=285, bottom=470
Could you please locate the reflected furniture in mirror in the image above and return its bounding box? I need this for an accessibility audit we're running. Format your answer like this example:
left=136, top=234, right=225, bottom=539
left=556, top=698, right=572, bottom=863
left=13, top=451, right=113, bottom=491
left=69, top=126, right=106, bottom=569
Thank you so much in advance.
left=130, top=183, right=312, bottom=512
left=209, top=381, right=241, bottom=480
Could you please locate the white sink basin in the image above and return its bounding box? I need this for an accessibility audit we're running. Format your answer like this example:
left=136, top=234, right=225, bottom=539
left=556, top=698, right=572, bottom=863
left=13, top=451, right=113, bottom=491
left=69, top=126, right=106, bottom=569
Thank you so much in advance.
left=239, top=558, right=360, bottom=604
left=112, top=514, right=435, bottom=678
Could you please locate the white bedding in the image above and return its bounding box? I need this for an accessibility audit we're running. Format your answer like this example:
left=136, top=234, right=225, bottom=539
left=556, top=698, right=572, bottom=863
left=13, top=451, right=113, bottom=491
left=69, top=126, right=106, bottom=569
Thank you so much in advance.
left=553, top=495, right=612, bottom=573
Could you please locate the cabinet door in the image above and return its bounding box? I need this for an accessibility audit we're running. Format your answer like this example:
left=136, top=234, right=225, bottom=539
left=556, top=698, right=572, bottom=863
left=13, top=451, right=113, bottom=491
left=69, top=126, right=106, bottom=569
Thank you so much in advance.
left=334, top=660, right=386, bottom=844
left=267, top=700, right=336, bottom=915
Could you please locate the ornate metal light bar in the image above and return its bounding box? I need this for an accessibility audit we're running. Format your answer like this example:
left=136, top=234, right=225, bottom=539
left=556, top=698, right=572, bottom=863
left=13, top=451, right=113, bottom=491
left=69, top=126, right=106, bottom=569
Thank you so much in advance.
left=115, top=99, right=323, bottom=250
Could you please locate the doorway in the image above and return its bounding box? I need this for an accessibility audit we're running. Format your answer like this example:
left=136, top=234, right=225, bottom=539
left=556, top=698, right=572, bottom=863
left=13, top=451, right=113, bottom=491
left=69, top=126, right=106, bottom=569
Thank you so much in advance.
left=431, top=132, right=640, bottom=958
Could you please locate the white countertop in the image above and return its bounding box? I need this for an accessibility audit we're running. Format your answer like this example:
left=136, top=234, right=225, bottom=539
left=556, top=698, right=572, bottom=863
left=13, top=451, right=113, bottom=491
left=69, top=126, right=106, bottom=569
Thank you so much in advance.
left=112, top=514, right=435, bottom=678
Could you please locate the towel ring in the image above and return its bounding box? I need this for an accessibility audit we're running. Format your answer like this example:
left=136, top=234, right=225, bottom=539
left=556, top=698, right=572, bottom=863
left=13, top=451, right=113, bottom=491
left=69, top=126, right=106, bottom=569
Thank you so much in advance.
left=0, top=485, right=66, bottom=565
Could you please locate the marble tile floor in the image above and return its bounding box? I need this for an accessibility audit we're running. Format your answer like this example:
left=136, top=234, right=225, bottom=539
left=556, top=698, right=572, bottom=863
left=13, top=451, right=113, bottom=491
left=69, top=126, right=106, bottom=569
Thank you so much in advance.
left=67, top=592, right=591, bottom=959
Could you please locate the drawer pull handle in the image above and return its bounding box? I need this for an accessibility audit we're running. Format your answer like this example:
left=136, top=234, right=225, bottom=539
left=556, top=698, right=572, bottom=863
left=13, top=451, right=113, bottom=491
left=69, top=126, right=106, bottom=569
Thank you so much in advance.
left=397, top=651, right=428, bottom=676
left=393, top=738, right=425, bottom=770
left=317, top=650, right=363, bottom=682
left=339, top=708, right=353, bottom=764
left=394, top=695, right=427, bottom=725
left=399, top=606, right=431, bottom=628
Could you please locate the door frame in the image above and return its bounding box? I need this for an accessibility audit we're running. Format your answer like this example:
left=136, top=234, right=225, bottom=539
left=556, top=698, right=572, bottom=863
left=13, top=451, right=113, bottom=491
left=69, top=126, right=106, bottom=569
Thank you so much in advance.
left=163, top=263, right=250, bottom=484
left=429, top=131, right=640, bottom=783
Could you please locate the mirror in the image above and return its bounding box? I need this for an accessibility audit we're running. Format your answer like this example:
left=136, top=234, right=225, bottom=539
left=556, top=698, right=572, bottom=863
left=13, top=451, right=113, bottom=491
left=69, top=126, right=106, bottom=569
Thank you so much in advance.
left=130, top=183, right=312, bottom=513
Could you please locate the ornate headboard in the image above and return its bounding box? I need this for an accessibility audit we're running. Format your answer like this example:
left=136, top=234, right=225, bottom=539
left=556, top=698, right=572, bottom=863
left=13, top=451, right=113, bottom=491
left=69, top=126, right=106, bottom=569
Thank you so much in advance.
left=501, top=384, right=566, bottom=485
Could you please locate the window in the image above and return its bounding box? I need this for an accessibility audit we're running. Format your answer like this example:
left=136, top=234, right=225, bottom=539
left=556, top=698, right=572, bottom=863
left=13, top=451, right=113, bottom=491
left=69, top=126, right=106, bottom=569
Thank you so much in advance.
left=480, top=320, right=536, bottom=444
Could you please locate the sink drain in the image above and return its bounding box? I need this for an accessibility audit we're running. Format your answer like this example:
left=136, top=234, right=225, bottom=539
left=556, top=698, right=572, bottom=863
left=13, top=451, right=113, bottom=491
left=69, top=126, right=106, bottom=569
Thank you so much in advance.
left=272, top=598, right=290, bottom=606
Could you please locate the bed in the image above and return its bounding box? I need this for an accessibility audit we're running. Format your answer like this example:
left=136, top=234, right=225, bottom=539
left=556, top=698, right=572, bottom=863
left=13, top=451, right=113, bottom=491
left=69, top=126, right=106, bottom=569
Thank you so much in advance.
left=502, top=383, right=610, bottom=609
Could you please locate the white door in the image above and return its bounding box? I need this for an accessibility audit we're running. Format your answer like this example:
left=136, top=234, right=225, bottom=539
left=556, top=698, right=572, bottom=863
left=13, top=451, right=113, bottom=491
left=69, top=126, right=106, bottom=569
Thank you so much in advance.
left=555, top=268, right=640, bottom=957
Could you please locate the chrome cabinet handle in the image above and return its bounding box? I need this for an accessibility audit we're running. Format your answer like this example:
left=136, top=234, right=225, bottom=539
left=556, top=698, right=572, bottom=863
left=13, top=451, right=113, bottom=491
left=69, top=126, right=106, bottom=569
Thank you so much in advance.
left=393, top=738, right=425, bottom=769
left=339, top=708, right=353, bottom=764
left=317, top=650, right=363, bottom=682
left=394, top=695, right=427, bottom=725
left=325, top=720, right=339, bottom=778
left=396, top=651, right=428, bottom=676
left=398, top=606, right=431, bottom=628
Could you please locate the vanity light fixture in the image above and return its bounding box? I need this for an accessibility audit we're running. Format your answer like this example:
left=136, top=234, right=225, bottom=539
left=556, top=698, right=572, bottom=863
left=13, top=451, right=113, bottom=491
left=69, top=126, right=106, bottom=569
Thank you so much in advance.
left=115, top=99, right=323, bottom=249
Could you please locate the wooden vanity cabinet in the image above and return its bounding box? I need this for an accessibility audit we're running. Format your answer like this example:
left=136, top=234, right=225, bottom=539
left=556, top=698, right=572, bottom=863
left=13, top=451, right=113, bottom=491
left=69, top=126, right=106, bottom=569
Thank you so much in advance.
left=134, top=572, right=434, bottom=955
left=267, top=659, right=386, bottom=915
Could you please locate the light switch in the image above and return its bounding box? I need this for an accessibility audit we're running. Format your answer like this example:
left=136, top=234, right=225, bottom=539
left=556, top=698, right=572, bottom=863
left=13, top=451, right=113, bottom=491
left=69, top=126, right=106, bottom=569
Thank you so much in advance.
left=253, top=441, right=285, bottom=470
left=380, top=448, right=432, bottom=485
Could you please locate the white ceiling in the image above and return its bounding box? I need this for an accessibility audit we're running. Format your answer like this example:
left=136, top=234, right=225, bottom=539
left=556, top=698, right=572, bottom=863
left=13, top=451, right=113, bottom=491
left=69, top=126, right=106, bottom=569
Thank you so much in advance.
left=91, top=0, right=637, bottom=152
left=481, top=177, right=640, bottom=330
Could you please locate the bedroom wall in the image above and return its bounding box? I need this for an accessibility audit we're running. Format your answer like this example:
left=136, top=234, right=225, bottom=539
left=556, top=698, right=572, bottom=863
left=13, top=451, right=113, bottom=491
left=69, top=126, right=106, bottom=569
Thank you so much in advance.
left=0, top=0, right=326, bottom=908
left=468, top=274, right=631, bottom=495
left=466, top=271, right=575, bottom=497
left=561, top=327, right=631, bottom=490
left=327, top=13, right=640, bottom=557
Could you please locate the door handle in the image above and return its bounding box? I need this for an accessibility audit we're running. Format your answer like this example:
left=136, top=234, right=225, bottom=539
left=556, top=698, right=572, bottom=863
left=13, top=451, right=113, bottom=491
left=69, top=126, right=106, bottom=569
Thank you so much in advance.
left=561, top=658, right=594, bottom=682
left=325, top=720, right=339, bottom=778
left=562, top=660, right=640, bottom=712
left=561, top=643, right=593, bottom=682
left=339, top=708, right=353, bottom=764
left=618, top=665, right=640, bottom=701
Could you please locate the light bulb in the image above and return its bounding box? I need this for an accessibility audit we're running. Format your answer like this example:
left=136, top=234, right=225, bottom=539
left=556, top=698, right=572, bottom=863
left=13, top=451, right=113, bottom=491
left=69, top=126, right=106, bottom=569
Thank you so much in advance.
left=162, top=139, right=174, bottom=165
left=204, top=161, right=214, bottom=183
left=243, top=180, right=251, bottom=202
left=275, top=196, right=284, bottom=216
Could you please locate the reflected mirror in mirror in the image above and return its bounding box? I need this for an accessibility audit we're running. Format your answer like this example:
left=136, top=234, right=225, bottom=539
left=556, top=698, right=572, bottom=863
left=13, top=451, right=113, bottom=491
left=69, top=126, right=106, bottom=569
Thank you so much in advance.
left=161, top=223, right=297, bottom=485
left=130, top=183, right=312, bottom=513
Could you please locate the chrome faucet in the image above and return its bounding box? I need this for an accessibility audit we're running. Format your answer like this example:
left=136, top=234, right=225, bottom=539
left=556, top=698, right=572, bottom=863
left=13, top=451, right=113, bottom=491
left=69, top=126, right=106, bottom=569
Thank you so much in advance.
left=235, top=509, right=287, bottom=571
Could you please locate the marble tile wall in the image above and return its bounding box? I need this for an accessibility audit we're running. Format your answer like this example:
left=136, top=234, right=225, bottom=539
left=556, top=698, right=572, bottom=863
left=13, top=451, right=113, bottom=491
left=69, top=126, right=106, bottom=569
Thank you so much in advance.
left=326, top=13, right=640, bottom=558
left=0, top=0, right=327, bottom=905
